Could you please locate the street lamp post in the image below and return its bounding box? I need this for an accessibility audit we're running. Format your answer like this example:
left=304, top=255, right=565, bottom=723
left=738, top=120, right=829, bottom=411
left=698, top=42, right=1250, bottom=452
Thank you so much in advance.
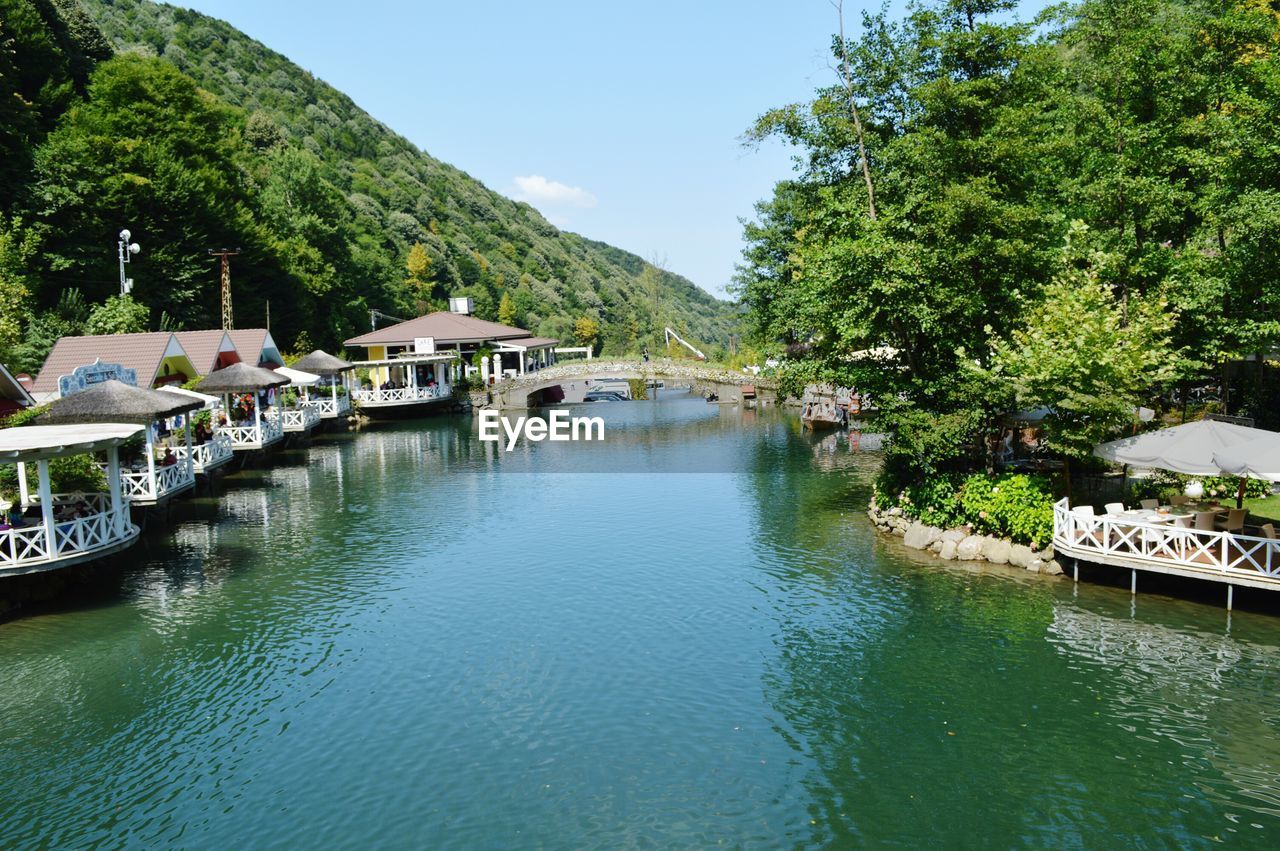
left=117, top=229, right=140, bottom=296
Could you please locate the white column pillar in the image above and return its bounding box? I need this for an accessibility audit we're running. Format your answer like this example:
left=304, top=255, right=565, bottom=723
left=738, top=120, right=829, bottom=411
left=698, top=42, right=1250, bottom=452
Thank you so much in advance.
left=519, top=351, right=526, bottom=376
left=254, top=391, right=262, bottom=439
left=107, top=445, right=124, bottom=535
left=145, top=423, right=157, bottom=499
left=492, top=353, right=502, bottom=382
left=184, top=417, right=194, bottom=479
left=480, top=356, right=490, bottom=385
left=17, top=461, right=29, bottom=505
left=36, top=458, right=56, bottom=558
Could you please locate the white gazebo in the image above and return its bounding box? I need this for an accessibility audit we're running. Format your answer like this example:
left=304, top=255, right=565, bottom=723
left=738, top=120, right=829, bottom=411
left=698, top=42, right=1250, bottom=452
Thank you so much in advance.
left=292, top=350, right=355, bottom=420
left=32, top=380, right=202, bottom=507
left=194, top=363, right=290, bottom=451
left=271, top=366, right=322, bottom=433
left=157, top=385, right=234, bottom=474
left=0, top=423, right=144, bottom=576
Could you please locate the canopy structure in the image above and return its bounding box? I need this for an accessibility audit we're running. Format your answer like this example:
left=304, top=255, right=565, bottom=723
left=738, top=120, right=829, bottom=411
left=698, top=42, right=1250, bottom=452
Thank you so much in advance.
left=195, top=362, right=290, bottom=394
left=1213, top=435, right=1280, bottom=482
left=1093, top=418, right=1271, bottom=477
left=292, top=350, right=351, bottom=376
left=0, top=423, right=145, bottom=461
left=275, top=365, right=321, bottom=387
left=32, top=380, right=202, bottom=426
left=157, top=384, right=220, bottom=409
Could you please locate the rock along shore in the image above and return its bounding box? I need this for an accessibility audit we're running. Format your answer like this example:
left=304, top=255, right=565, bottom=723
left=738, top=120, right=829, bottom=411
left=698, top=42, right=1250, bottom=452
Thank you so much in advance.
left=868, top=499, right=1064, bottom=577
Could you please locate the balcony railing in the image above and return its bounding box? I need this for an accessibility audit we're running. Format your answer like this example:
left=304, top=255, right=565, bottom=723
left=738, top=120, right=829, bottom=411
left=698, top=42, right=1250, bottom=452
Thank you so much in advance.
left=269, top=406, right=321, bottom=433
left=221, top=416, right=284, bottom=450
left=1052, top=497, right=1280, bottom=582
left=351, top=385, right=450, bottom=406
left=173, top=434, right=234, bottom=474
left=116, top=462, right=196, bottom=504
left=1, top=492, right=136, bottom=574
left=301, top=395, right=351, bottom=418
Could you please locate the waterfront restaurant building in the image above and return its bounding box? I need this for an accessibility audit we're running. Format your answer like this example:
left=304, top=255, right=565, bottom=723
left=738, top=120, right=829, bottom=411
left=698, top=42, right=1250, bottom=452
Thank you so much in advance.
left=340, top=298, right=560, bottom=404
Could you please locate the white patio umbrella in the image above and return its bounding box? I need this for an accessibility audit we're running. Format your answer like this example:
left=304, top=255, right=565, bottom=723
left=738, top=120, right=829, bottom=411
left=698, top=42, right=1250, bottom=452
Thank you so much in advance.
left=275, top=366, right=321, bottom=387
left=1094, top=418, right=1278, bottom=507
left=1213, top=433, right=1280, bottom=483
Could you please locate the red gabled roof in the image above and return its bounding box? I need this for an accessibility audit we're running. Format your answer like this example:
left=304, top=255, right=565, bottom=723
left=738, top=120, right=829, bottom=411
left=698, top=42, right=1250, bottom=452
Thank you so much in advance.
left=32, top=332, right=181, bottom=394
left=174, top=330, right=236, bottom=375
left=344, top=312, right=530, bottom=347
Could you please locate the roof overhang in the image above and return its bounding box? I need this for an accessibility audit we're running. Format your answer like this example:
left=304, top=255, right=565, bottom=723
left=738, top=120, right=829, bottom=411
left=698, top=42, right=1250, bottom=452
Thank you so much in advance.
left=351, top=352, right=459, bottom=367
left=0, top=423, right=146, bottom=462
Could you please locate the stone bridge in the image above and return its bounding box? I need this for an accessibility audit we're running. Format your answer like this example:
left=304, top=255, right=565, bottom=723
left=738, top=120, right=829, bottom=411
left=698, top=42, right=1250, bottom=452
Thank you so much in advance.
left=486, top=358, right=776, bottom=409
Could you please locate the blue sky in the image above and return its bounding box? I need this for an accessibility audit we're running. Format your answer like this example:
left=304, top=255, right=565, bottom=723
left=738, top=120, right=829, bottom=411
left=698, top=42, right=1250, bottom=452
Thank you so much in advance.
left=179, top=1, right=1053, bottom=299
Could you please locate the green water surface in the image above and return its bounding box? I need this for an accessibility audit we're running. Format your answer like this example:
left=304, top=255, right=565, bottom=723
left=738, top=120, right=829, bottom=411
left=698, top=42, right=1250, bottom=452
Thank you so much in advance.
left=1, top=394, right=1278, bottom=848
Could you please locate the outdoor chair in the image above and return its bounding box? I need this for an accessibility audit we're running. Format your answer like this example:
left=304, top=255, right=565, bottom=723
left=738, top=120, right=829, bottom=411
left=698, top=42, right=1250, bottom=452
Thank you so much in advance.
left=1262, top=523, right=1277, bottom=540
left=1139, top=499, right=1159, bottom=510
left=1104, top=502, right=1127, bottom=515
left=1070, top=505, right=1095, bottom=517
left=1173, top=515, right=1195, bottom=528
left=1170, top=494, right=1191, bottom=506
left=1194, top=511, right=1218, bottom=531
left=1216, top=508, right=1247, bottom=533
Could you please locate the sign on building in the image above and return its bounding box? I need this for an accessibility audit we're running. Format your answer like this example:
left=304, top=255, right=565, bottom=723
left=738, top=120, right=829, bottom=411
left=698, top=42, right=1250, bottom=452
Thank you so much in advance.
left=414, top=336, right=436, bottom=354
left=58, top=359, right=138, bottom=397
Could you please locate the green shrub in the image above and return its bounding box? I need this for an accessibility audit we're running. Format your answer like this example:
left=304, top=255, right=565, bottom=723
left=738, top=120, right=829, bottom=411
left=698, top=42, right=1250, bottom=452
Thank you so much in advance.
left=878, top=471, right=1056, bottom=549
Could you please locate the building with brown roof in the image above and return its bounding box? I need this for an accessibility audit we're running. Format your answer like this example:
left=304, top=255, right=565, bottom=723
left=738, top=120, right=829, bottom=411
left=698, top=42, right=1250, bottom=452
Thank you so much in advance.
left=174, top=330, right=240, bottom=376
left=226, top=329, right=284, bottom=368
left=31, top=332, right=199, bottom=401
left=0, top=362, right=35, bottom=418
left=343, top=306, right=559, bottom=382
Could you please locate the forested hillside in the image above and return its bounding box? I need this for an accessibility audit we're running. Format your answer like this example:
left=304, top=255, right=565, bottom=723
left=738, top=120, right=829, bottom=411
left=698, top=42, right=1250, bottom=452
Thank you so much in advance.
left=0, top=0, right=736, bottom=375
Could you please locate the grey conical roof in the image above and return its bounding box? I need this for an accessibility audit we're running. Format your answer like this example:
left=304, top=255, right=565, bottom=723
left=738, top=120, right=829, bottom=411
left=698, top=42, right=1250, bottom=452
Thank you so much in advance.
left=292, top=349, right=351, bottom=375
left=33, top=380, right=203, bottom=425
left=194, top=362, right=291, bottom=393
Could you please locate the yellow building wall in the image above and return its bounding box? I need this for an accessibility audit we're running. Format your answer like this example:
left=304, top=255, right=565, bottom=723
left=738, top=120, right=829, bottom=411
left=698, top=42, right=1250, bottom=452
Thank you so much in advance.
left=367, top=346, right=386, bottom=386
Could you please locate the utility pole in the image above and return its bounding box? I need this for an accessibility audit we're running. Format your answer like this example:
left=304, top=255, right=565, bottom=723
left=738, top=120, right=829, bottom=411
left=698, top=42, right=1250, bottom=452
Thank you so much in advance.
left=208, top=248, right=241, bottom=330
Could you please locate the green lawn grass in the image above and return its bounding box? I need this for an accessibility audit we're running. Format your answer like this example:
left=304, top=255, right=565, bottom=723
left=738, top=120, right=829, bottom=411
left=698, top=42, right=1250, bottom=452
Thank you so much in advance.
left=1242, top=493, right=1280, bottom=525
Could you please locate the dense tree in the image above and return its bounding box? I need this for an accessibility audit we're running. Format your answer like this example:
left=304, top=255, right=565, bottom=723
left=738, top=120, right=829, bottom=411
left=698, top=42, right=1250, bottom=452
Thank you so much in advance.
left=737, top=0, right=1280, bottom=475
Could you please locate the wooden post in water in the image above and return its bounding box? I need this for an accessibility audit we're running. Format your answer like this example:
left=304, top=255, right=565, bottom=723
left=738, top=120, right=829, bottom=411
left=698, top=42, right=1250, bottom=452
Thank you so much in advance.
left=1227, top=584, right=1234, bottom=611
left=1131, top=569, right=1137, bottom=596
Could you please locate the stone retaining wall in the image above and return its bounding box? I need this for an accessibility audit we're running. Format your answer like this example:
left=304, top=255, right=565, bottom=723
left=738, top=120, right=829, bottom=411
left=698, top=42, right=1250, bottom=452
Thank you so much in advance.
left=868, top=499, right=1064, bottom=577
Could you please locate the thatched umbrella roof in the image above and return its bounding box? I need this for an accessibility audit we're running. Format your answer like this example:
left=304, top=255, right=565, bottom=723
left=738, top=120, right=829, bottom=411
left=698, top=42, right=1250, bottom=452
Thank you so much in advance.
left=292, top=349, right=352, bottom=376
left=194, top=362, right=290, bottom=394
left=33, top=380, right=203, bottom=425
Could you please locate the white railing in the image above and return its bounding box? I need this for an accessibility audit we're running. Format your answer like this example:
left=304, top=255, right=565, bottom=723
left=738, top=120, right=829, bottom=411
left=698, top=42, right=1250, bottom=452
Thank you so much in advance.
left=352, top=385, right=449, bottom=406
left=220, top=416, right=284, bottom=449
left=1053, top=497, right=1280, bottom=580
left=1, top=493, right=135, bottom=572
left=269, top=406, right=321, bottom=432
left=117, top=462, right=195, bottom=503
left=174, top=434, right=234, bottom=473
left=301, top=395, right=350, bottom=418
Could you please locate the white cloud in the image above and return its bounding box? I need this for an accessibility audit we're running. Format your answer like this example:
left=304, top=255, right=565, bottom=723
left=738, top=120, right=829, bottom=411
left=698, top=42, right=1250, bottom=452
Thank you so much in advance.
left=511, top=175, right=597, bottom=209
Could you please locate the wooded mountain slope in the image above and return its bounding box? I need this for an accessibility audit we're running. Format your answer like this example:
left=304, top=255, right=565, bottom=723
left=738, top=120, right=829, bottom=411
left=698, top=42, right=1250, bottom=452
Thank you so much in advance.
left=0, top=0, right=736, bottom=372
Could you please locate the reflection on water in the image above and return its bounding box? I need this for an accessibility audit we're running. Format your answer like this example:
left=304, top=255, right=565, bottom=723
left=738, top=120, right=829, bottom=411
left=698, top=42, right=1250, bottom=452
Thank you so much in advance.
left=0, top=392, right=1278, bottom=847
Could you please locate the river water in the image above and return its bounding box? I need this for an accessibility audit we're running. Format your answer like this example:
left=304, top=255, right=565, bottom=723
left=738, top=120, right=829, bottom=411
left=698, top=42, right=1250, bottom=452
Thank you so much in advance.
left=1, top=394, right=1278, bottom=847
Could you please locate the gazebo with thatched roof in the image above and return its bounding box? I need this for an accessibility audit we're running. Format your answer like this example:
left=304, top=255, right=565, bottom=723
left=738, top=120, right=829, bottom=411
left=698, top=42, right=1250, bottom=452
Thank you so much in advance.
left=291, top=350, right=354, bottom=420
left=30, top=380, right=201, bottom=506
left=195, top=363, right=290, bottom=451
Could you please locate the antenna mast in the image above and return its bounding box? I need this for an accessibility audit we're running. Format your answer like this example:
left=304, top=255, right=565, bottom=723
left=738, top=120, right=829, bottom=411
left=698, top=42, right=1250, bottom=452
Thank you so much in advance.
left=208, top=248, right=241, bottom=330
